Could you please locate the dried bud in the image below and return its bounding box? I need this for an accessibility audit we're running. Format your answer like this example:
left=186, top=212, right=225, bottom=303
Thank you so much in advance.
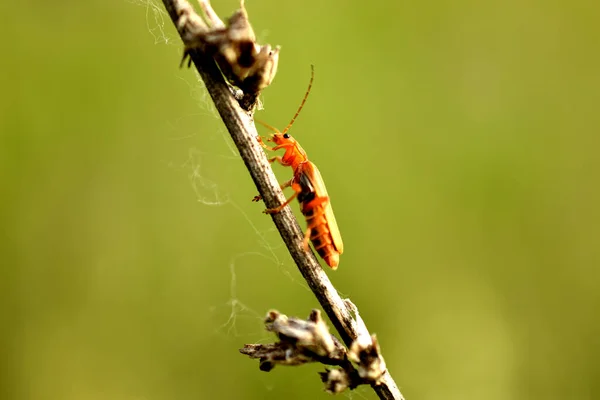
left=176, top=0, right=279, bottom=110
left=241, top=310, right=345, bottom=372
left=266, top=309, right=335, bottom=357
left=348, top=334, right=387, bottom=384
left=241, top=309, right=391, bottom=394
left=319, top=368, right=350, bottom=394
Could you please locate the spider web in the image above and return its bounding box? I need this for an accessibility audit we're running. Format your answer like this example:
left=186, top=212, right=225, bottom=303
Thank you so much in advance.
left=171, top=94, right=367, bottom=399
left=128, top=0, right=174, bottom=45
left=183, top=145, right=307, bottom=338
left=131, top=0, right=312, bottom=339
left=128, top=4, right=374, bottom=398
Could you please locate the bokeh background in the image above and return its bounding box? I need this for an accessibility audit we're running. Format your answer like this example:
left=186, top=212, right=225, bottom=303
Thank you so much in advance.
left=1, top=0, right=599, bottom=399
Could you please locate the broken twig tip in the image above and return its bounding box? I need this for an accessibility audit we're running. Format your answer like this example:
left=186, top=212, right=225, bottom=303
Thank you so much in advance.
left=173, top=0, right=279, bottom=110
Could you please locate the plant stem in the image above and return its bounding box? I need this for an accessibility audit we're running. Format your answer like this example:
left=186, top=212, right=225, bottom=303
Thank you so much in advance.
left=160, top=1, right=405, bottom=398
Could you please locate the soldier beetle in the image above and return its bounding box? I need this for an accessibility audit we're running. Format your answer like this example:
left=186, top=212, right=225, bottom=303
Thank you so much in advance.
left=253, top=66, right=344, bottom=269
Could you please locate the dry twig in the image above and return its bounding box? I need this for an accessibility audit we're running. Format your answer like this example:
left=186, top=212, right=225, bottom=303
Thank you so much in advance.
left=159, top=1, right=405, bottom=398
left=240, top=310, right=389, bottom=394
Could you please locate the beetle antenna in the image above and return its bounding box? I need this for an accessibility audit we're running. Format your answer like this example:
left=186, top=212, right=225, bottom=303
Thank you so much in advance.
left=255, top=119, right=281, bottom=133
left=282, top=65, right=315, bottom=134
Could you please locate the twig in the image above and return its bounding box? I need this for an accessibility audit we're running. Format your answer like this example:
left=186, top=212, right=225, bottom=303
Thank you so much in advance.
left=241, top=309, right=390, bottom=394
left=160, top=1, right=405, bottom=398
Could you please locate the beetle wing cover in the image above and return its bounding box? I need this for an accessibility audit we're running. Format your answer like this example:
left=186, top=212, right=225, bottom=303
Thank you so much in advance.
left=302, top=162, right=344, bottom=254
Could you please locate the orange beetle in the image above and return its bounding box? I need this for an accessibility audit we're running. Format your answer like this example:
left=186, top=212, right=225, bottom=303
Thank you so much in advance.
left=253, top=67, right=344, bottom=268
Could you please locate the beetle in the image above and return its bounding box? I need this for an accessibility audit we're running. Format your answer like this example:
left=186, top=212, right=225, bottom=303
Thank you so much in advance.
left=252, top=67, right=344, bottom=269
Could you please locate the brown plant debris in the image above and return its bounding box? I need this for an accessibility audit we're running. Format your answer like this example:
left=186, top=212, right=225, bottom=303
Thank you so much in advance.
left=349, top=334, right=387, bottom=385
left=240, top=309, right=388, bottom=394
left=174, top=0, right=279, bottom=110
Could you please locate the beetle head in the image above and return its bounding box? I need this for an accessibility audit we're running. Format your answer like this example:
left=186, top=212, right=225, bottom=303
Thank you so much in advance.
left=269, top=132, right=294, bottom=145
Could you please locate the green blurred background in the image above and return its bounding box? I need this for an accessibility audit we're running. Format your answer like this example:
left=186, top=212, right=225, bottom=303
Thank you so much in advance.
left=1, top=0, right=599, bottom=399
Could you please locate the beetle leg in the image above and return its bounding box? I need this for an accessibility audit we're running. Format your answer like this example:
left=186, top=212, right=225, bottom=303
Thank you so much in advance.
left=305, top=223, right=330, bottom=251
left=253, top=178, right=293, bottom=202
left=303, top=196, right=329, bottom=212
left=312, top=231, right=331, bottom=251
left=257, top=135, right=294, bottom=153
left=271, top=142, right=294, bottom=152
left=268, top=156, right=286, bottom=165
left=257, top=135, right=275, bottom=151
left=263, top=182, right=301, bottom=214
left=304, top=205, right=329, bottom=251
left=302, top=226, right=312, bottom=251
left=311, top=226, right=329, bottom=239
left=263, top=191, right=299, bottom=214
left=303, top=199, right=328, bottom=227
left=280, top=178, right=294, bottom=190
